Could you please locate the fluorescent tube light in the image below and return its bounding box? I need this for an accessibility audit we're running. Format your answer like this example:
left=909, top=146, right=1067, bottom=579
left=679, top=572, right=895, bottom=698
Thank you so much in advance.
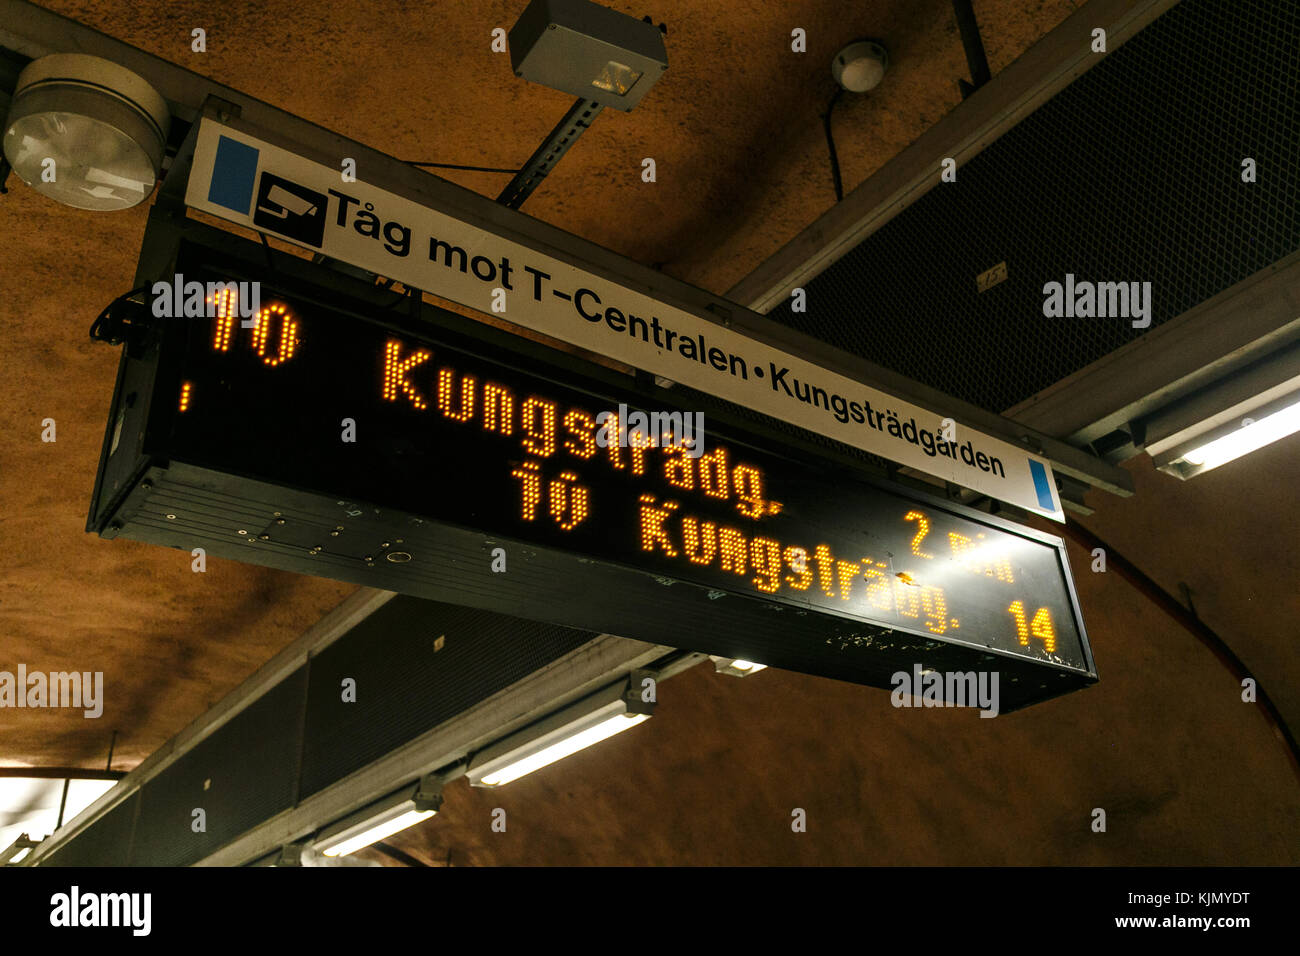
left=1177, top=396, right=1300, bottom=470
left=478, top=713, right=649, bottom=787
left=0, top=833, right=38, bottom=865
left=1145, top=345, right=1300, bottom=479
left=319, top=806, right=435, bottom=858
left=467, top=679, right=654, bottom=788
left=313, top=776, right=442, bottom=858
left=709, top=655, right=768, bottom=677
left=0, top=775, right=117, bottom=855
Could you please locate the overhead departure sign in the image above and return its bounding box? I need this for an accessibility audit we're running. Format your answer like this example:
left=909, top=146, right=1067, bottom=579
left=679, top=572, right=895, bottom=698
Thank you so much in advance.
left=183, top=119, right=1066, bottom=521
left=89, top=241, right=1095, bottom=709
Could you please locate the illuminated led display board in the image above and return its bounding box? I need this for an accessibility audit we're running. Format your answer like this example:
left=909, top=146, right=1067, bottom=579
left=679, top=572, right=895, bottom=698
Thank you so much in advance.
left=89, top=240, right=1096, bottom=711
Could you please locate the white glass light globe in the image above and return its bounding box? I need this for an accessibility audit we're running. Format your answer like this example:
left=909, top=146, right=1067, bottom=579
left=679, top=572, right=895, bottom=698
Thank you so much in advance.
left=2, top=53, right=170, bottom=211
left=833, top=40, right=890, bottom=93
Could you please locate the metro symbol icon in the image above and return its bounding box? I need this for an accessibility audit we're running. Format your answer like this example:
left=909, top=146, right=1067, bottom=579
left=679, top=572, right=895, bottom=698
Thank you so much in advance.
left=252, top=173, right=327, bottom=247
left=205, top=135, right=326, bottom=247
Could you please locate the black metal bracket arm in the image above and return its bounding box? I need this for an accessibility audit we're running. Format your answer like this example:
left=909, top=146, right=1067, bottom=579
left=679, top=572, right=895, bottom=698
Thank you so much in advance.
left=953, top=0, right=992, bottom=98
left=88, top=286, right=152, bottom=357
left=497, top=97, right=604, bottom=209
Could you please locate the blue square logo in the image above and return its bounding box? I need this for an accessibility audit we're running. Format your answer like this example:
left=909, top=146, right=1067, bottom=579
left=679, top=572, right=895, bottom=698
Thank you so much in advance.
left=207, top=135, right=260, bottom=214
left=1028, top=459, right=1056, bottom=512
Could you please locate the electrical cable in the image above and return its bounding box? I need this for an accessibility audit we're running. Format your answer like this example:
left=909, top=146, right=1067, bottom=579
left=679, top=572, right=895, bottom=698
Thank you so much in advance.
left=88, top=285, right=149, bottom=343
left=1060, top=517, right=1300, bottom=785
left=384, top=283, right=414, bottom=310
left=822, top=87, right=845, bottom=202
left=404, top=161, right=522, bottom=174
left=371, top=842, right=430, bottom=867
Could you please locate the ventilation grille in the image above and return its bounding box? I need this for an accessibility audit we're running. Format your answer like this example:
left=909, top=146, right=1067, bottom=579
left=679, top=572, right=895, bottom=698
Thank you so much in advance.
left=38, top=599, right=596, bottom=866
left=767, top=0, right=1300, bottom=413
left=298, top=598, right=595, bottom=800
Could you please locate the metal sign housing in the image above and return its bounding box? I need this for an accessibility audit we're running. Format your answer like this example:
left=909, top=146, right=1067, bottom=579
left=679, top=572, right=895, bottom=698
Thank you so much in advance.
left=87, top=231, right=1097, bottom=711
left=184, top=119, right=1069, bottom=520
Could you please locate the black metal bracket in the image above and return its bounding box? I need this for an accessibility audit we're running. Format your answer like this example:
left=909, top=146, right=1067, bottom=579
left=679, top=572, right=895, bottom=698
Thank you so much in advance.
left=497, top=97, right=605, bottom=209
left=412, top=774, right=444, bottom=813
left=89, top=287, right=153, bottom=358
left=953, top=0, right=992, bottom=98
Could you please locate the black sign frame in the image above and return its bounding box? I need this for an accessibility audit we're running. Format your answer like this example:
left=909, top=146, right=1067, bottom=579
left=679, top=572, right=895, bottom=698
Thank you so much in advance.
left=88, top=227, right=1097, bottom=711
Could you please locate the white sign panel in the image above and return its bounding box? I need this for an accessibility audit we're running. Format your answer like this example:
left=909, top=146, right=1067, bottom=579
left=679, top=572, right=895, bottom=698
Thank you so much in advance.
left=184, top=120, right=1063, bottom=520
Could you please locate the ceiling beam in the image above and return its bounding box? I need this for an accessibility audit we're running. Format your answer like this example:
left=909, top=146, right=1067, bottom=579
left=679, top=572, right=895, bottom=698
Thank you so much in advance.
left=1004, top=252, right=1300, bottom=446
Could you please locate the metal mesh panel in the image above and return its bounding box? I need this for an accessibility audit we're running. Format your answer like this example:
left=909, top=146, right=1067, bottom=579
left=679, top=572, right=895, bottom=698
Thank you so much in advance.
left=297, top=597, right=597, bottom=799
left=39, top=790, right=138, bottom=867
left=766, top=0, right=1300, bottom=413
left=129, top=667, right=307, bottom=867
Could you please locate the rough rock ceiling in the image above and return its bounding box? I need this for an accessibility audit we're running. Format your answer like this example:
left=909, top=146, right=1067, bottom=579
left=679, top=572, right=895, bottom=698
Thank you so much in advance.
left=2, top=0, right=1296, bottom=866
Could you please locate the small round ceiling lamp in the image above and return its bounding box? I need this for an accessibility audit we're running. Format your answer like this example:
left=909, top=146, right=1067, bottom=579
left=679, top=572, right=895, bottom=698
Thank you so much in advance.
left=832, top=40, right=890, bottom=93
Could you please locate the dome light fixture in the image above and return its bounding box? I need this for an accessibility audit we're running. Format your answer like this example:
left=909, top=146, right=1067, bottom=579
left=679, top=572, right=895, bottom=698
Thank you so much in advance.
left=832, top=39, right=890, bottom=93
left=2, top=53, right=171, bottom=211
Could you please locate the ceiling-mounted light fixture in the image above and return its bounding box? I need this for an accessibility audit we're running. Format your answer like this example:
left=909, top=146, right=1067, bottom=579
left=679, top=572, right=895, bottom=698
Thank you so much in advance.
left=2, top=53, right=171, bottom=211
left=509, top=0, right=668, bottom=111
left=498, top=0, right=670, bottom=208
left=1176, top=400, right=1300, bottom=468
left=0, top=771, right=120, bottom=858
left=0, top=833, right=38, bottom=865
left=823, top=39, right=889, bottom=203
left=709, top=655, right=768, bottom=677
left=312, top=775, right=443, bottom=858
left=832, top=39, right=890, bottom=93
left=1141, top=341, right=1300, bottom=479
left=467, top=678, right=654, bottom=788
